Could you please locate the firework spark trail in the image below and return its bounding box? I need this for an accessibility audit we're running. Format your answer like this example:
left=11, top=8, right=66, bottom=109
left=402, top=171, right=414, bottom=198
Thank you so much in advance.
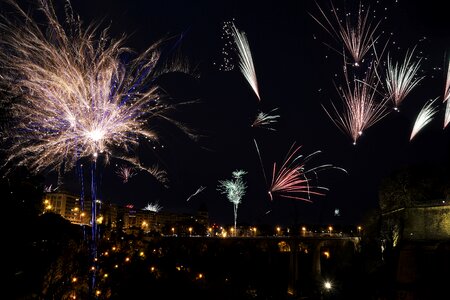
left=251, top=110, right=277, bottom=186
left=385, top=48, right=423, bottom=110
left=251, top=108, right=280, bottom=131
left=115, top=165, right=136, bottom=183
left=444, top=57, right=450, bottom=103
left=268, top=143, right=346, bottom=202
left=232, top=23, right=260, bottom=100
left=410, top=98, right=439, bottom=140
left=0, top=0, right=193, bottom=175
left=310, top=1, right=381, bottom=66
left=186, top=186, right=206, bottom=201
left=444, top=98, right=450, bottom=129
left=116, top=156, right=168, bottom=185
left=44, top=184, right=57, bottom=193
left=251, top=108, right=279, bottom=187
left=217, top=170, right=247, bottom=233
left=146, top=164, right=169, bottom=185
left=143, top=201, right=163, bottom=212
left=323, top=65, right=390, bottom=145
left=253, top=138, right=268, bottom=186
left=443, top=57, right=450, bottom=129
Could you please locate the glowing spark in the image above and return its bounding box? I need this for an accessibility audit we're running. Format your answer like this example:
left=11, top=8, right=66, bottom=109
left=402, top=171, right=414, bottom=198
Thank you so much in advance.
left=115, top=165, right=136, bottom=183
left=186, top=186, right=206, bottom=201
left=218, top=20, right=237, bottom=72
left=0, top=0, right=193, bottom=174
left=143, top=201, right=162, bottom=213
left=410, top=98, right=439, bottom=140
left=311, top=1, right=381, bottom=66
left=251, top=108, right=280, bottom=131
left=217, top=170, right=247, bottom=232
left=386, top=48, right=423, bottom=109
left=323, top=65, right=390, bottom=144
left=269, top=143, right=346, bottom=202
left=87, top=129, right=106, bottom=143
left=232, top=23, right=260, bottom=100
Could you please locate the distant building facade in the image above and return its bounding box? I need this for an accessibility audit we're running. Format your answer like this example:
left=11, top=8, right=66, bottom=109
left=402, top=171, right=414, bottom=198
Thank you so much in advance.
left=42, top=191, right=92, bottom=225
left=42, top=191, right=209, bottom=234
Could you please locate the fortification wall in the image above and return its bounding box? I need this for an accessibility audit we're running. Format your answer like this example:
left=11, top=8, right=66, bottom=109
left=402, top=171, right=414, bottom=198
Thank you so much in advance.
left=403, top=205, right=450, bottom=240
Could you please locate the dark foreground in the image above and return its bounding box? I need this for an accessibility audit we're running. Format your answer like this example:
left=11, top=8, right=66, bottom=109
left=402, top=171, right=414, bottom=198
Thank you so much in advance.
left=9, top=213, right=450, bottom=299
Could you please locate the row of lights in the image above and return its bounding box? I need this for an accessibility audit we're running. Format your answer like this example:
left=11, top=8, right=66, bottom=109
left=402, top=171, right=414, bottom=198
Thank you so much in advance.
left=161, top=225, right=364, bottom=236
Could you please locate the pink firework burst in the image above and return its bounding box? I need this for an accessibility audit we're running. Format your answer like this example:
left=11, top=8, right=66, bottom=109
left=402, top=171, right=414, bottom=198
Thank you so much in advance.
left=323, top=64, right=390, bottom=145
left=268, top=143, right=346, bottom=202
left=116, top=165, right=136, bottom=183
left=310, top=1, right=382, bottom=67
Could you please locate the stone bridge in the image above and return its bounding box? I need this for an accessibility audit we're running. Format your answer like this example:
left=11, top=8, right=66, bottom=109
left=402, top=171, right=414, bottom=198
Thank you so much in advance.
left=146, top=235, right=361, bottom=297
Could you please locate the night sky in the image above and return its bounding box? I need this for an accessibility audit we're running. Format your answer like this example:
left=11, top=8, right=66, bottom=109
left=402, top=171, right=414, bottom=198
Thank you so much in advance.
left=39, top=0, right=449, bottom=226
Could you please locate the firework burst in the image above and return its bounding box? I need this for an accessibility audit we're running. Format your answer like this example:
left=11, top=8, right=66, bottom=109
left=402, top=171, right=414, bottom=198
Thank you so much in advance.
left=385, top=48, right=423, bottom=110
left=143, top=201, right=163, bottom=213
left=410, top=98, right=439, bottom=140
left=116, top=165, right=136, bottom=183
left=232, top=23, right=260, bottom=100
left=310, top=1, right=381, bottom=67
left=251, top=108, right=280, bottom=131
left=323, top=64, right=390, bottom=145
left=268, top=143, right=346, bottom=202
left=217, top=169, right=247, bottom=232
left=0, top=0, right=193, bottom=175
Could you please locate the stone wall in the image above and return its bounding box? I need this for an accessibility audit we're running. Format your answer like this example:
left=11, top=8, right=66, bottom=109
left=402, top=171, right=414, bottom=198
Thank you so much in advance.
left=403, top=205, right=450, bottom=240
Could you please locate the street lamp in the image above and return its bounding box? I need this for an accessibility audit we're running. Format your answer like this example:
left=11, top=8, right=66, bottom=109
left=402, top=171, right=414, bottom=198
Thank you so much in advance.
left=323, top=280, right=332, bottom=290
left=328, top=226, right=333, bottom=234
left=188, top=227, right=193, bottom=236
left=301, top=226, right=307, bottom=235
left=357, top=226, right=362, bottom=235
left=276, top=226, right=281, bottom=236
left=171, top=227, right=175, bottom=236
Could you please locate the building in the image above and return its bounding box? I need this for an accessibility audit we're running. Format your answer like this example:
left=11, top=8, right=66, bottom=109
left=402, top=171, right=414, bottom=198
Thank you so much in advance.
left=42, top=191, right=209, bottom=234
left=42, top=191, right=99, bottom=225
